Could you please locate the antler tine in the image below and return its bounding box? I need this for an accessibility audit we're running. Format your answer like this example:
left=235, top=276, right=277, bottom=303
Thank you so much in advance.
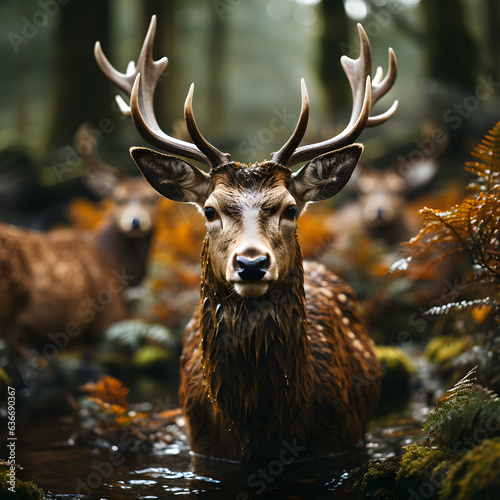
left=95, top=16, right=166, bottom=117
left=96, top=15, right=230, bottom=169
left=340, top=23, right=373, bottom=129
left=281, top=24, right=373, bottom=167
left=271, top=79, right=310, bottom=166
left=94, top=45, right=138, bottom=99
left=279, top=24, right=397, bottom=168
left=367, top=47, right=398, bottom=126
left=184, top=84, right=232, bottom=167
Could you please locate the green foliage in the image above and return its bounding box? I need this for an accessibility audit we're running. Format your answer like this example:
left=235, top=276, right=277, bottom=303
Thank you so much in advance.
left=99, top=319, right=177, bottom=376
left=423, top=367, right=500, bottom=453
left=440, top=438, right=500, bottom=500
left=396, top=443, right=455, bottom=496
left=425, top=335, right=471, bottom=366
left=104, top=319, right=176, bottom=351
left=423, top=367, right=476, bottom=432
left=132, top=345, right=172, bottom=376
left=0, top=470, right=44, bottom=500
left=360, top=457, right=402, bottom=499
left=362, top=367, right=500, bottom=498
left=376, top=345, right=416, bottom=398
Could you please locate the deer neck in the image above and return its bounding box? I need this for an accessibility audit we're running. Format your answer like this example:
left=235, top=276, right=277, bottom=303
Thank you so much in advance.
left=97, top=220, right=152, bottom=287
left=199, top=235, right=310, bottom=436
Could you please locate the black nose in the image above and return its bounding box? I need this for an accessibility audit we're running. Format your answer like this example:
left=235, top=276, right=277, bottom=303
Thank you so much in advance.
left=131, top=218, right=141, bottom=230
left=236, top=256, right=267, bottom=282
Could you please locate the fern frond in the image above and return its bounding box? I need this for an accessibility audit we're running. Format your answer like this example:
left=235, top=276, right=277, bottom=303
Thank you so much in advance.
left=424, top=298, right=497, bottom=316
left=465, top=121, right=500, bottom=193
left=424, top=367, right=477, bottom=432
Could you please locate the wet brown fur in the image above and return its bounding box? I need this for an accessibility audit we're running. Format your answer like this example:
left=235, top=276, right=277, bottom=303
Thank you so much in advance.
left=178, top=163, right=381, bottom=463
left=0, top=177, right=156, bottom=346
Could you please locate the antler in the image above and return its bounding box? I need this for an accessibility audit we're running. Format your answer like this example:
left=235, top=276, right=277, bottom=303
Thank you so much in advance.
left=272, top=24, right=398, bottom=168
left=94, top=15, right=230, bottom=169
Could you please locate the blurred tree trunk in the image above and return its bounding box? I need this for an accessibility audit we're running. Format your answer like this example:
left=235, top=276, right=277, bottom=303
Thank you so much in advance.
left=420, top=0, right=477, bottom=92
left=485, top=0, right=500, bottom=81
left=44, top=1, right=111, bottom=154
left=206, top=3, right=228, bottom=140
left=143, top=0, right=178, bottom=127
left=319, top=0, right=350, bottom=115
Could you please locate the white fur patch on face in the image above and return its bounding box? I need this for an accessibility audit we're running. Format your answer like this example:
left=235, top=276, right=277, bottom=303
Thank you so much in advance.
left=240, top=207, right=261, bottom=247
left=224, top=203, right=279, bottom=290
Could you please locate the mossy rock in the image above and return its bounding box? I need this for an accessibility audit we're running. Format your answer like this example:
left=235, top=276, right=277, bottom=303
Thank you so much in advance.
left=0, top=471, right=44, bottom=500
left=376, top=345, right=416, bottom=399
left=362, top=371, right=500, bottom=500
left=132, top=345, right=171, bottom=375
left=395, top=443, right=455, bottom=498
left=359, top=456, right=402, bottom=498
left=425, top=336, right=471, bottom=371
left=440, top=437, right=500, bottom=500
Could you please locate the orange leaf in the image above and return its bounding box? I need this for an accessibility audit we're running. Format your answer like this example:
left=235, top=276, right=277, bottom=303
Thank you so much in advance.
left=80, top=375, right=130, bottom=409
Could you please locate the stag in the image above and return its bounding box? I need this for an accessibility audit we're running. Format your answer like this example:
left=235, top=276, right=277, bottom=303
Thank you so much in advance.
left=0, top=124, right=158, bottom=347
left=95, top=16, right=397, bottom=462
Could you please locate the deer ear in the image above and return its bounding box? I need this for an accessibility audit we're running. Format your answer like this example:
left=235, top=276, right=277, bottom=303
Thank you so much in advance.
left=130, top=147, right=211, bottom=206
left=289, top=144, right=363, bottom=204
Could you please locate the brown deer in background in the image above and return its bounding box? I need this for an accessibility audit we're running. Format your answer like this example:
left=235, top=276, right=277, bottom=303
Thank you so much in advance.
left=0, top=124, right=158, bottom=348
left=330, top=156, right=438, bottom=251
left=95, top=16, right=397, bottom=462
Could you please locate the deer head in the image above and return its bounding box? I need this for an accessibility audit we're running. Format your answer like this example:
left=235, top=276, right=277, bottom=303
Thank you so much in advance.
left=354, top=158, right=438, bottom=232
left=95, top=16, right=397, bottom=297
left=74, top=123, right=158, bottom=239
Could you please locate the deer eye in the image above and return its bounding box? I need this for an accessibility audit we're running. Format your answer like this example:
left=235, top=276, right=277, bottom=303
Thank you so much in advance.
left=204, top=207, right=217, bottom=221
left=283, top=204, right=300, bottom=220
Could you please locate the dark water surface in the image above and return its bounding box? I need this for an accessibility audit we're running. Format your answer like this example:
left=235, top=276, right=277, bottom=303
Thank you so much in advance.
left=8, top=385, right=430, bottom=500
left=2, top=357, right=435, bottom=499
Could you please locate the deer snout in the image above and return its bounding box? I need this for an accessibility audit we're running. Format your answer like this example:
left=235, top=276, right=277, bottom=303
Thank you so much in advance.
left=236, top=255, right=268, bottom=282
left=227, top=246, right=277, bottom=297
left=117, top=202, right=153, bottom=236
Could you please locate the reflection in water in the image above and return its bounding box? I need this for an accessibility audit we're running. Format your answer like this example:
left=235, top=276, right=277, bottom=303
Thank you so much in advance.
left=11, top=362, right=433, bottom=499
left=15, top=408, right=424, bottom=499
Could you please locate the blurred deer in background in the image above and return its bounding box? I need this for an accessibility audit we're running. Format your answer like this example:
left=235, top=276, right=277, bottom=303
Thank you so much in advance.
left=96, top=16, right=397, bottom=462
left=0, top=123, right=159, bottom=348
left=330, top=155, right=439, bottom=252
